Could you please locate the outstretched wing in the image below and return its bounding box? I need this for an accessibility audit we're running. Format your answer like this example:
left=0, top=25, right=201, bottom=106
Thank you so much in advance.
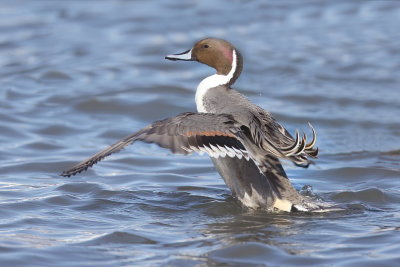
left=60, top=112, right=249, bottom=177
left=60, top=111, right=319, bottom=177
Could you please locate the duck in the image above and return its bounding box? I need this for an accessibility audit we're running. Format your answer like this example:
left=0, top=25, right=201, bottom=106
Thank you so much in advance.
left=61, top=38, right=323, bottom=212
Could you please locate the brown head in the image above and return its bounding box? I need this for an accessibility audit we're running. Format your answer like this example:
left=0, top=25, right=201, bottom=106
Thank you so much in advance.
left=166, top=38, right=243, bottom=85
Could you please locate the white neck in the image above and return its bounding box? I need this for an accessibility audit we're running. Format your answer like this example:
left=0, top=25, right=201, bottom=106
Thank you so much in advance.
left=195, top=50, right=237, bottom=113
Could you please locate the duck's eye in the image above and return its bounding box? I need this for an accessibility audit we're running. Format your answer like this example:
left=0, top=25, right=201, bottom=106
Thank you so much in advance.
left=202, top=44, right=209, bottom=49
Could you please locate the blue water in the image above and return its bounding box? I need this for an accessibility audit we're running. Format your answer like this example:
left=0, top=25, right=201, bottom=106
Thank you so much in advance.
left=1, top=0, right=400, bottom=266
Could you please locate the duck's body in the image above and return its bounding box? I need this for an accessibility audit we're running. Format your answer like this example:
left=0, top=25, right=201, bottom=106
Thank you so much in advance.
left=197, top=86, right=307, bottom=211
left=61, top=38, right=322, bottom=212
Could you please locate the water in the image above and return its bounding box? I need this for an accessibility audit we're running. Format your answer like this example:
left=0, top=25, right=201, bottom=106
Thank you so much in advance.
left=1, top=0, right=399, bottom=266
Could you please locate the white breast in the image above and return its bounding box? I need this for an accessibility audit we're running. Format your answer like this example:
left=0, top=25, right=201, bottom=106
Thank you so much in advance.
left=195, top=50, right=237, bottom=113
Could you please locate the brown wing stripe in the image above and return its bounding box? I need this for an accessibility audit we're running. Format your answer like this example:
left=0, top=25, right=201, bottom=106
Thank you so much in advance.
left=184, top=131, right=235, bottom=137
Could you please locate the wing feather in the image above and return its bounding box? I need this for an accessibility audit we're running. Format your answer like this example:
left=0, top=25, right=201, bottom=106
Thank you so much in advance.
left=241, top=110, right=318, bottom=168
left=61, top=112, right=245, bottom=177
left=61, top=109, right=319, bottom=177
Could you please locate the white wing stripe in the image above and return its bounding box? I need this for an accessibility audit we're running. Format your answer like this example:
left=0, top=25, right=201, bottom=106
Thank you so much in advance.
left=187, top=143, right=249, bottom=160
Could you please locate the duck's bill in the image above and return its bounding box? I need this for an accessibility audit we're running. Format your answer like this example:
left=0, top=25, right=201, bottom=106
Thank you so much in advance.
left=165, top=49, right=193, bottom=61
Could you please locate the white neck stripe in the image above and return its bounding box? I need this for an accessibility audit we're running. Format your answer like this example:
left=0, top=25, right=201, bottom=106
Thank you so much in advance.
left=195, top=50, right=237, bottom=112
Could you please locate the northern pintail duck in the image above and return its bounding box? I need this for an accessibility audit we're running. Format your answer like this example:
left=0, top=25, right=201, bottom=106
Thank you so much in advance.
left=62, top=38, right=325, bottom=212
